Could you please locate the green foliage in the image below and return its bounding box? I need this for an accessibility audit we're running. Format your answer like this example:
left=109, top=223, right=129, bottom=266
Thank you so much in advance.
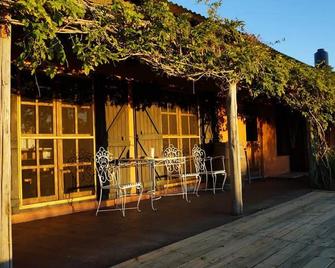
left=4, top=0, right=335, bottom=187
left=12, top=0, right=85, bottom=77
left=312, top=150, right=335, bottom=190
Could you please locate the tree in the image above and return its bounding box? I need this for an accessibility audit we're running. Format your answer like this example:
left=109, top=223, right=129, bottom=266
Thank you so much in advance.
left=1, top=0, right=335, bottom=240
left=0, top=8, right=12, bottom=268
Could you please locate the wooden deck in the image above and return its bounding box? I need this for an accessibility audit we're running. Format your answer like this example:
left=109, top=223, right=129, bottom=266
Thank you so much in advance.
left=114, top=191, right=335, bottom=268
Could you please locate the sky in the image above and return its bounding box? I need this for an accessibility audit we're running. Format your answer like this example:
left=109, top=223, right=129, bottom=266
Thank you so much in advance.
left=170, top=0, right=335, bottom=67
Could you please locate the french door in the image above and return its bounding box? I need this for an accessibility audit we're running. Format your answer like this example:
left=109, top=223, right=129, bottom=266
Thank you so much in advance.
left=19, top=97, right=95, bottom=206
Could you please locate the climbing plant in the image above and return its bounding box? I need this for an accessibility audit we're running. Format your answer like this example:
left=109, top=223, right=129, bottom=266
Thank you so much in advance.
left=2, top=0, right=335, bottom=188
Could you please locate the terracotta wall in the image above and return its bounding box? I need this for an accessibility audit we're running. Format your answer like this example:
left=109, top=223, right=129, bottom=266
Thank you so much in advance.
left=218, top=110, right=290, bottom=178
left=261, top=119, right=290, bottom=177
left=218, top=116, right=248, bottom=177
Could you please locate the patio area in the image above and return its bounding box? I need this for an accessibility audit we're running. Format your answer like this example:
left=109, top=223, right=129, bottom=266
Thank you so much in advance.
left=13, top=178, right=310, bottom=268
left=115, top=190, right=335, bottom=268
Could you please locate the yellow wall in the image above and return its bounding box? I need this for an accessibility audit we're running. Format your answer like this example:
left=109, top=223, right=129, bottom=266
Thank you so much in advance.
left=218, top=112, right=290, bottom=178
left=261, top=120, right=290, bottom=177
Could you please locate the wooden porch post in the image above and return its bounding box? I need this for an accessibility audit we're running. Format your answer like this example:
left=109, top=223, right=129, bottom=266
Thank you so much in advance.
left=127, top=81, right=136, bottom=184
left=227, top=81, right=243, bottom=215
left=0, top=21, right=13, bottom=268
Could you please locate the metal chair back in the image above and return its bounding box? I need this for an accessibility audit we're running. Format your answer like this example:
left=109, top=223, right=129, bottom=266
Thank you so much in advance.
left=192, top=144, right=207, bottom=174
left=163, top=144, right=185, bottom=176
left=95, top=147, right=117, bottom=188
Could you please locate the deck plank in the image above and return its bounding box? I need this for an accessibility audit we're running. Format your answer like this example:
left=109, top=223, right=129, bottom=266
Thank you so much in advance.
left=113, top=191, right=335, bottom=268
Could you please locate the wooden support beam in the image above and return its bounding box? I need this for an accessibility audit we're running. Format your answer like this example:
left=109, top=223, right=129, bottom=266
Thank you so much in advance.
left=227, top=81, right=243, bottom=215
left=0, top=21, right=12, bottom=268
left=127, top=81, right=137, bottom=187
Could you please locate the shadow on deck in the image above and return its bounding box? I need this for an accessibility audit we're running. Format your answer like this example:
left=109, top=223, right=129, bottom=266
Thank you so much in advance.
left=13, top=177, right=311, bottom=268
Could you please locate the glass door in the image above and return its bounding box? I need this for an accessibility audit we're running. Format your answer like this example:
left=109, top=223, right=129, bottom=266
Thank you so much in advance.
left=58, top=103, right=95, bottom=199
left=19, top=98, right=95, bottom=206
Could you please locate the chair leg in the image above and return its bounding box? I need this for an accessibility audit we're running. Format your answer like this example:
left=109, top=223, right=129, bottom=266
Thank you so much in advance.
left=137, top=186, right=143, bottom=212
left=195, top=175, right=201, bottom=197
left=183, top=177, right=190, bottom=203
left=213, top=174, right=217, bottom=194
left=151, top=191, right=157, bottom=211
left=115, top=189, right=120, bottom=209
left=205, top=173, right=209, bottom=191
left=121, top=189, right=126, bottom=217
left=221, top=173, right=227, bottom=191
left=96, top=187, right=103, bottom=216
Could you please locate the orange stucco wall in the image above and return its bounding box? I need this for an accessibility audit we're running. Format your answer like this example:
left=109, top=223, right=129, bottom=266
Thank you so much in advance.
left=261, top=120, right=290, bottom=177
left=218, top=112, right=290, bottom=178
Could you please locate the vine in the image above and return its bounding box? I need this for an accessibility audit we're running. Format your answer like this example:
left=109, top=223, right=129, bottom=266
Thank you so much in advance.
left=2, top=0, right=335, bottom=188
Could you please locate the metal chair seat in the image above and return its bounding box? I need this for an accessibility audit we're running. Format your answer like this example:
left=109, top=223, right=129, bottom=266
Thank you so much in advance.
left=162, top=145, right=201, bottom=202
left=95, top=147, right=143, bottom=217
left=192, top=144, right=227, bottom=194
left=206, top=170, right=226, bottom=175
left=119, top=182, right=142, bottom=190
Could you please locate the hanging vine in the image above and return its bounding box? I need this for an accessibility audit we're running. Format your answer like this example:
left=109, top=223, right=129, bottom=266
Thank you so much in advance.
left=2, top=0, right=335, bottom=188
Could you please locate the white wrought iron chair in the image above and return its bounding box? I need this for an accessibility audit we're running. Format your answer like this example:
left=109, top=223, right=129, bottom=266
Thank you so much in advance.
left=163, top=144, right=200, bottom=202
left=95, top=147, right=143, bottom=217
left=192, top=144, right=227, bottom=194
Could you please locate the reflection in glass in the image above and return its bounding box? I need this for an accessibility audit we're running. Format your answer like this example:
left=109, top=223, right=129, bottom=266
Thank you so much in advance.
left=21, top=105, right=36, bottom=134
left=39, top=139, right=54, bottom=165
left=62, top=107, right=75, bottom=134
left=170, top=138, right=178, bottom=149
left=63, top=166, right=77, bottom=194
left=78, top=139, right=93, bottom=162
left=21, top=139, right=37, bottom=166
left=181, top=116, right=189, bottom=135
left=169, top=115, right=177, bottom=134
left=40, top=168, right=55, bottom=196
left=78, top=107, right=93, bottom=134
left=182, top=138, right=190, bottom=156
left=191, top=138, right=199, bottom=150
left=39, top=106, right=53, bottom=134
left=79, top=165, right=94, bottom=192
left=190, top=116, right=199, bottom=135
left=162, top=114, right=168, bottom=134
left=22, top=169, right=37, bottom=199
left=63, top=139, right=76, bottom=163
left=163, top=138, right=169, bottom=150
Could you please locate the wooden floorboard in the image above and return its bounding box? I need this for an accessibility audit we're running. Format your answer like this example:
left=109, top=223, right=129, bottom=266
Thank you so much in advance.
left=113, top=191, right=335, bottom=268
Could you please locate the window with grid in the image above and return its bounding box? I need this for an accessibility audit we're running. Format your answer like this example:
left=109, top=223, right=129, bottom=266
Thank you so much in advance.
left=19, top=98, right=95, bottom=206
left=161, top=105, right=200, bottom=172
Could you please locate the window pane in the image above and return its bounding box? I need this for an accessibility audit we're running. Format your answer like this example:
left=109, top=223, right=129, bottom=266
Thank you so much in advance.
left=22, top=169, right=37, bottom=199
left=170, top=138, right=178, bottom=149
left=169, top=115, right=177, bottom=134
left=182, top=138, right=190, bottom=156
left=191, top=138, right=199, bottom=151
left=39, top=139, right=54, bottom=165
left=63, top=139, right=76, bottom=163
left=39, top=106, right=53, bottom=134
left=40, top=168, right=55, bottom=197
left=79, top=165, right=95, bottom=192
left=78, top=139, right=93, bottom=162
left=21, top=105, right=36, bottom=134
left=63, top=166, right=77, bottom=194
left=163, top=139, right=169, bottom=151
left=162, top=114, right=168, bottom=134
left=62, top=107, right=75, bottom=134
left=190, top=115, right=199, bottom=135
left=21, top=139, right=37, bottom=166
left=78, top=107, right=93, bottom=134
left=181, top=116, right=189, bottom=135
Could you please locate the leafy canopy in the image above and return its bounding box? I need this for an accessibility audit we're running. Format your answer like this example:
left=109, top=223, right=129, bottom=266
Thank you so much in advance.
left=3, top=0, right=335, bottom=162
